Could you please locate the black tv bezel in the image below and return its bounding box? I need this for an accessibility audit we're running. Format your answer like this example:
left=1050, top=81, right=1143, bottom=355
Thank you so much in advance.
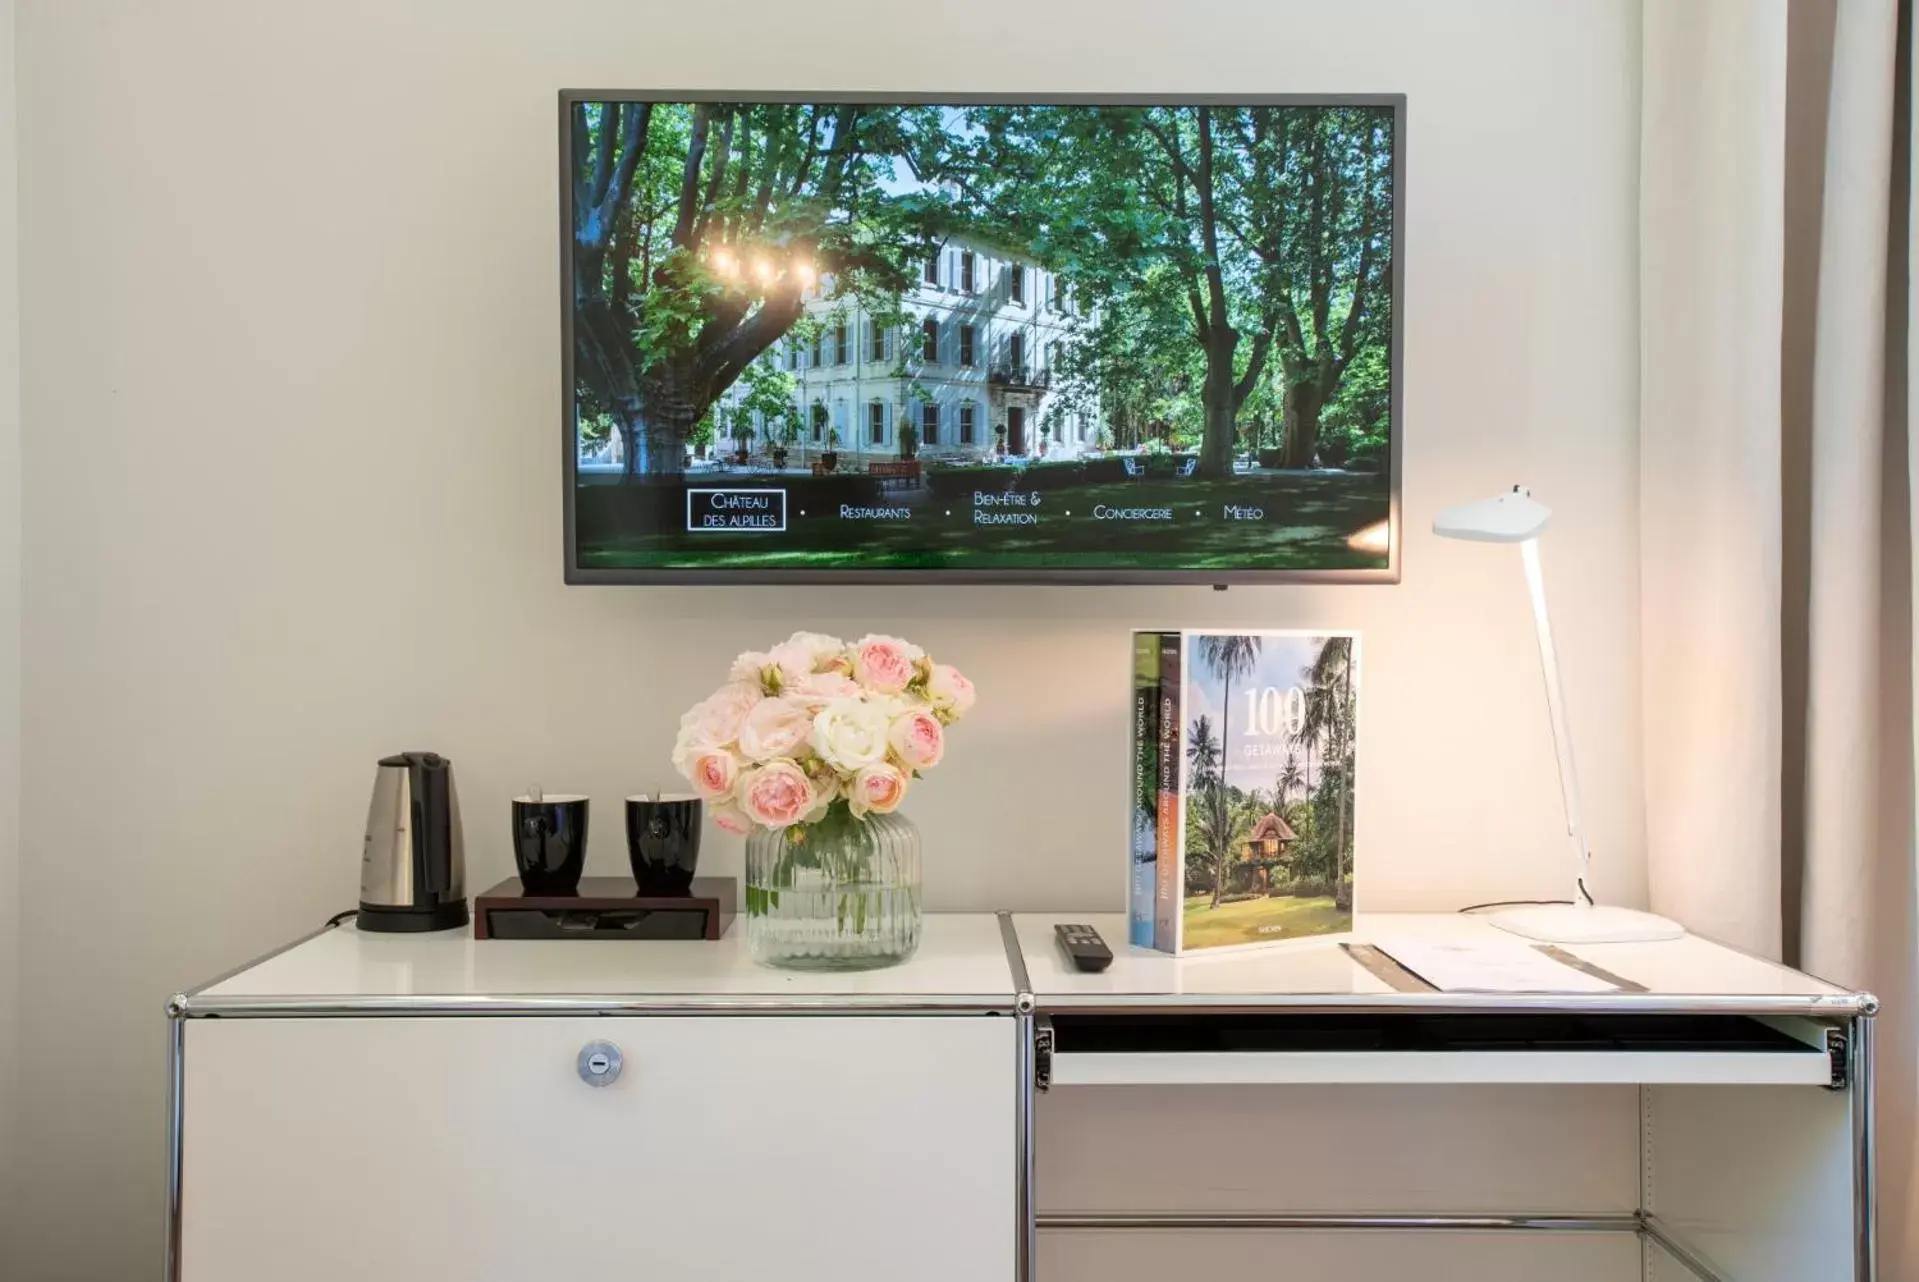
left=560, top=90, right=1406, bottom=586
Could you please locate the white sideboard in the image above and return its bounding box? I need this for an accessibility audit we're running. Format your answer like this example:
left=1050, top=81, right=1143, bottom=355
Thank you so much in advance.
left=168, top=911, right=1876, bottom=1282
left=172, top=914, right=1021, bottom=1282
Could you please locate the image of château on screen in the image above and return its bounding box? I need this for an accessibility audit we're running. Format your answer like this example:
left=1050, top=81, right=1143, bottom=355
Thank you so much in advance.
left=567, top=97, right=1398, bottom=576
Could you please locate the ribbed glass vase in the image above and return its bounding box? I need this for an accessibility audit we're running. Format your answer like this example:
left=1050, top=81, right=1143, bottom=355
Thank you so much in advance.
left=744, top=805, right=921, bottom=970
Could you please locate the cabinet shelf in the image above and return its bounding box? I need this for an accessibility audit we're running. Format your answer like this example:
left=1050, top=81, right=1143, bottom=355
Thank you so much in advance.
left=1041, top=1011, right=1837, bottom=1088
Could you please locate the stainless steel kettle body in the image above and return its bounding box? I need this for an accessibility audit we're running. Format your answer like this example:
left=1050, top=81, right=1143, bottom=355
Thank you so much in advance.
left=357, top=751, right=468, bottom=932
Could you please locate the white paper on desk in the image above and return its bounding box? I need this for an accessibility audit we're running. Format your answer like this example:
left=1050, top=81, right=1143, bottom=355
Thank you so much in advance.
left=1372, top=937, right=1621, bottom=994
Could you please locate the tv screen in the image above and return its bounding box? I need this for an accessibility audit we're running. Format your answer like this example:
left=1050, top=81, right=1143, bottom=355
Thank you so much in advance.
left=563, top=93, right=1402, bottom=583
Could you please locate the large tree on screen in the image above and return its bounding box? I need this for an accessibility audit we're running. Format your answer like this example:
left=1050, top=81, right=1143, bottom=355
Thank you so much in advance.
left=1046, top=263, right=1197, bottom=450
left=950, top=104, right=1392, bottom=477
left=570, top=101, right=955, bottom=477
left=1246, top=110, right=1395, bottom=468
left=949, top=105, right=1258, bottom=478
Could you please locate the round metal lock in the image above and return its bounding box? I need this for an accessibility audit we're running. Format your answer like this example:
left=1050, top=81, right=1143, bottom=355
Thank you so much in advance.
left=576, top=1040, right=623, bottom=1087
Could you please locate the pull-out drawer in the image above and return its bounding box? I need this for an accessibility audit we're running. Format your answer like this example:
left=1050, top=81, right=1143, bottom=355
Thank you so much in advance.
left=182, top=1014, right=1016, bottom=1282
left=1040, top=1011, right=1838, bottom=1088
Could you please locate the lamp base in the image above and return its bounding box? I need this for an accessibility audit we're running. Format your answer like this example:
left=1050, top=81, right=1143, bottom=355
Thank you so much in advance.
left=1485, top=903, right=1685, bottom=945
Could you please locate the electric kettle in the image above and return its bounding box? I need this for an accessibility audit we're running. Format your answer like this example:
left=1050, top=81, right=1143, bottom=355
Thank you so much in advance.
left=358, top=751, right=468, bottom=932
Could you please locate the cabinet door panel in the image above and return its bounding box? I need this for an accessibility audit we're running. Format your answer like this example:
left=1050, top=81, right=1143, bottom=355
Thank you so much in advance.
left=182, top=1015, right=1015, bottom=1282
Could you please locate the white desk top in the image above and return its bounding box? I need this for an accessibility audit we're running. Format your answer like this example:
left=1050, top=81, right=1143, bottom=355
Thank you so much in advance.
left=1014, top=913, right=1871, bottom=1016
left=178, top=910, right=1872, bottom=1019
left=185, top=913, right=1017, bottom=1014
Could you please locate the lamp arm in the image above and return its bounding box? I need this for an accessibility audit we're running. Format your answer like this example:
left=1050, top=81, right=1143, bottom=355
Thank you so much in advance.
left=1518, top=537, right=1594, bottom=906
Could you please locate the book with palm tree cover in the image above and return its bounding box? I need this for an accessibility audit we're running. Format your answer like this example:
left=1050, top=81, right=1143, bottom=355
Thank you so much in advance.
left=1129, top=633, right=1162, bottom=948
left=1163, top=630, right=1358, bottom=954
left=1153, top=634, right=1182, bottom=950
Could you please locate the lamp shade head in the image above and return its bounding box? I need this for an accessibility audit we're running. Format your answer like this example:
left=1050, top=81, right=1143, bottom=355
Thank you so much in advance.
left=1433, top=486, right=1552, bottom=543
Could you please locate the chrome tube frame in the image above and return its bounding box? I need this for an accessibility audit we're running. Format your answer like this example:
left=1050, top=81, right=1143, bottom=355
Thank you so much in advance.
left=999, top=912, right=1036, bottom=1282
left=1039, top=1212, right=1737, bottom=1282
left=165, top=919, right=347, bottom=1282
left=169, top=922, right=340, bottom=1010
left=164, top=1015, right=184, bottom=1282
left=1040, top=1212, right=1639, bottom=1233
left=996, top=911, right=1030, bottom=998
left=1855, top=1013, right=1877, bottom=1281
left=1032, top=991, right=1875, bottom=1017
left=174, top=993, right=1013, bottom=1017
left=1640, top=1213, right=1733, bottom=1282
left=1015, top=1008, right=1035, bottom=1282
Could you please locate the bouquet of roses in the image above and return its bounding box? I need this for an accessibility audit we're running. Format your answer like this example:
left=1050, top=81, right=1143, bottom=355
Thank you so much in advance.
left=672, top=631, right=976, bottom=837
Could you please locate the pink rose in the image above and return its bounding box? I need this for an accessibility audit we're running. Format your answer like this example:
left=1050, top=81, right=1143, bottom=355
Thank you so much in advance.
left=738, top=760, right=819, bottom=829
left=687, top=749, right=740, bottom=801
left=670, top=722, right=701, bottom=775
left=783, top=631, right=847, bottom=668
left=852, top=634, right=920, bottom=694
left=767, top=632, right=844, bottom=685
left=764, top=641, right=817, bottom=689
left=787, top=670, right=863, bottom=708
left=737, top=696, right=811, bottom=761
left=848, top=763, right=908, bottom=818
left=924, top=664, right=976, bottom=716
left=729, top=651, right=773, bottom=686
left=684, top=681, right=762, bottom=750
left=887, top=708, right=945, bottom=770
left=805, top=765, right=842, bottom=810
left=711, top=803, right=753, bottom=836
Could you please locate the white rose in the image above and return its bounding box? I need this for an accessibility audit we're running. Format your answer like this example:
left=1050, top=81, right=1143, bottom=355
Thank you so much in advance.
left=873, top=692, right=914, bottom=721
left=737, top=696, right=812, bottom=762
left=810, top=698, right=893, bottom=772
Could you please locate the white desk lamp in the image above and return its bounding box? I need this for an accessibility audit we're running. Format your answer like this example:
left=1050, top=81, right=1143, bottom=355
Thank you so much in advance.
left=1434, top=486, right=1684, bottom=944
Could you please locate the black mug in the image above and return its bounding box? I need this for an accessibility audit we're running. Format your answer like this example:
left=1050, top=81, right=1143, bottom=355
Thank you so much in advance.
left=511, top=794, right=589, bottom=895
left=626, top=795, right=702, bottom=896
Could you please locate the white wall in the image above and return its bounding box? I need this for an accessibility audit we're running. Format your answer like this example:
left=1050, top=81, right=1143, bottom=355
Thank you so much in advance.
left=12, top=0, right=1642, bottom=1275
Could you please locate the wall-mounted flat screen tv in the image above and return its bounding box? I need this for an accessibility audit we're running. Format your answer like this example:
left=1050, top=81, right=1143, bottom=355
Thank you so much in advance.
left=563, top=92, right=1402, bottom=583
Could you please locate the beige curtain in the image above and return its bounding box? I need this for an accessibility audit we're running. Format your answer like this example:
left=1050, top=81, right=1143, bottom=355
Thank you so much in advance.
left=1641, top=0, right=1915, bottom=1274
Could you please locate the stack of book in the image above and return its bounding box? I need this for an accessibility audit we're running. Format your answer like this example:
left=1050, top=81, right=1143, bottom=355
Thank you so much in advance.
left=1129, top=629, right=1360, bottom=955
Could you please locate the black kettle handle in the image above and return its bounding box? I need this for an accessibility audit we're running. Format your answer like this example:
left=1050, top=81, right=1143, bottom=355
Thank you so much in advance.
left=410, top=753, right=452, bottom=894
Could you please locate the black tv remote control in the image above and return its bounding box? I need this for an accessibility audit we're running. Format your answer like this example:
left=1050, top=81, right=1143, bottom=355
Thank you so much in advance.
left=1054, top=923, right=1114, bottom=973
